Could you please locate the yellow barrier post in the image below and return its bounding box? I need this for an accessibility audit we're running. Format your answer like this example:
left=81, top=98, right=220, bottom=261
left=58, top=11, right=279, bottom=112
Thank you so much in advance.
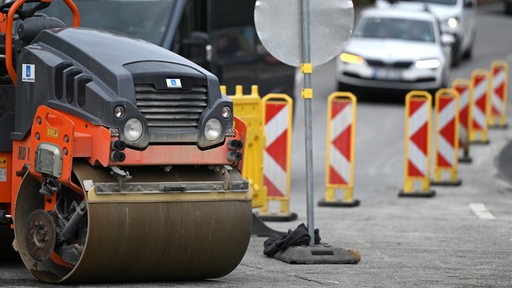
left=319, top=92, right=360, bottom=207
left=488, top=60, right=509, bottom=128
left=258, top=94, right=297, bottom=221
left=225, top=85, right=267, bottom=209
left=431, top=89, right=462, bottom=186
left=399, top=91, right=435, bottom=197
left=469, top=69, right=490, bottom=144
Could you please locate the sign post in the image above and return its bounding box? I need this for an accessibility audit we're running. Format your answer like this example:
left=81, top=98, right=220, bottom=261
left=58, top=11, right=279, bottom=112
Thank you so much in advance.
left=255, top=0, right=358, bottom=263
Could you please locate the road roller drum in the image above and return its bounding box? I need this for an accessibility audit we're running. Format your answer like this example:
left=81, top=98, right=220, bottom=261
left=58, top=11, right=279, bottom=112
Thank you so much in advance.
left=14, top=161, right=252, bottom=283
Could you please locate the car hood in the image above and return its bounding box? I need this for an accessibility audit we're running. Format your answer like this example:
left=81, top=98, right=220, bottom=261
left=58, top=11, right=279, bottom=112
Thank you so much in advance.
left=344, top=38, right=442, bottom=62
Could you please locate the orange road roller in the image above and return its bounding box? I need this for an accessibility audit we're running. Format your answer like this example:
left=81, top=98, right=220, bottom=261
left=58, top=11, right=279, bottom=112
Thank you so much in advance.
left=0, top=0, right=252, bottom=283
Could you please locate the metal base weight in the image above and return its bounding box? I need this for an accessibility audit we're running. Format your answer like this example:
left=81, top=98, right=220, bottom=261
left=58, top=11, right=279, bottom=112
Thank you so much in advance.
left=398, top=190, right=436, bottom=198
left=256, top=212, right=298, bottom=222
left=273, top=243, right=360, bottom=264
left=318, top=198, right=360, bottom=207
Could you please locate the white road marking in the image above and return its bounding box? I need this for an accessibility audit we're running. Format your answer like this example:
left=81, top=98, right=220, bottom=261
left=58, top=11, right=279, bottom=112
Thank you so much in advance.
left=469, top=203, right=496, bottom=220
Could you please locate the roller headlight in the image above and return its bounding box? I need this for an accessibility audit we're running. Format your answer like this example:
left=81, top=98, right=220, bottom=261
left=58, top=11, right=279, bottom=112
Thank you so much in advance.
left=204, top=118, right=222, bottom=141
left=113, top=105, right=126, bottom=119
left=221, top=106, right=232, bottom=119
left=124, top=118, right=143, bottom=141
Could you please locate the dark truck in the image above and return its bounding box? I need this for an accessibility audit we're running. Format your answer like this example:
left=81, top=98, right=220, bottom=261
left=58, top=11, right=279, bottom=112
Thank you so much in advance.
left=35, top=0, right=295, bottom=96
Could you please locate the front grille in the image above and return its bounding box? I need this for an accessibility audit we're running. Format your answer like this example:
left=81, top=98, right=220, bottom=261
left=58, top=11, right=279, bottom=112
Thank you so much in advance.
left=343, top=71, right=436, bottom=83
left=366, top=59, right=385, bottom=67
left=366, top=59, right=412, bottom=69
left=135, top=84, right=208, bottom=128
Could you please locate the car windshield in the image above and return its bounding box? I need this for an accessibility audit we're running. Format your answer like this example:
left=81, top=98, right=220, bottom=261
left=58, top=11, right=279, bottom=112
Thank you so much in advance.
left=353, top=16, right=436, bottom=43
left=394, top=0, right=457, bottom=5
left=36, top=0, right=176, bottom=45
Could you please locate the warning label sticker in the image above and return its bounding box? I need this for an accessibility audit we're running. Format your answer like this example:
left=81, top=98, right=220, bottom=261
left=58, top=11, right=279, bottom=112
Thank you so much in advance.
left=0, top=158, right=7, bottom=182
left=22, top=64, right=35, bottom=82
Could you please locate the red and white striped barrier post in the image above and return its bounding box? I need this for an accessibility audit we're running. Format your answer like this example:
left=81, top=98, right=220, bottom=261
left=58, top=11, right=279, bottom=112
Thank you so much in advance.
left=258, top=93, right=297, bottom=221
left=319, top=92, right=360, bottom=207
left=431, top=89, right=462, bottom=186
left=469, top=69, right=490, bottom=144
left=452, top=79, right=472, bottom=163
left=400, top=91, right=435, bottom=197
left=488, top=60, right=508, bottom=128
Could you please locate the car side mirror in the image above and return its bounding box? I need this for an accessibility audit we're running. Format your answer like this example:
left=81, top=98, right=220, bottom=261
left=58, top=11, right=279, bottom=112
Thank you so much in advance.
left=441, top=33, right=455, bottom=46
left=182, top=31, right=212, bottom=66
left=464, top=0, right=474, bottom=8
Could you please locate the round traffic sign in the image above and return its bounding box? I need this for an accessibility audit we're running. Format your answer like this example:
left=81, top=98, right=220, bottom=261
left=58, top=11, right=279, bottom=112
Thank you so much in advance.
left=254, top=0, right=354, bottom=67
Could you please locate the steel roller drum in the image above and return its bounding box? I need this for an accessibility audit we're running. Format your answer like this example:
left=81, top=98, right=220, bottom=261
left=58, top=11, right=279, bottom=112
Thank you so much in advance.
left=254, top=0, right=354, bottom=67
left=14, top=161, right=252, bottom=283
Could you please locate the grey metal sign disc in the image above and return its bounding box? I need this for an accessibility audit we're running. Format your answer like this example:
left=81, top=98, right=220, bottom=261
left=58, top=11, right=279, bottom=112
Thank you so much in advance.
left=254, top=0, right=354, bottom=67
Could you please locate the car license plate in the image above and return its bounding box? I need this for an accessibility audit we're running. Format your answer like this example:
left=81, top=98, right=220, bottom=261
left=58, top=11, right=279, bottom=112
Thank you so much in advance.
left=372, top=68, right=402, bottom=80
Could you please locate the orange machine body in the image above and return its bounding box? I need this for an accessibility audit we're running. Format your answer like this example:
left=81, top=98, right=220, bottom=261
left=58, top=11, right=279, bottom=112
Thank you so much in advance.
left=7, top=105, right=246, bottom=217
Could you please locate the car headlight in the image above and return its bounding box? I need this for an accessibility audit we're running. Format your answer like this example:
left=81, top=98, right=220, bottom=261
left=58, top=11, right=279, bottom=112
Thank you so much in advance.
left=447, top=17, right=459, bottom=29
left=124, top=118, right=143, bottom=141
left=340, top=52, right=364, bottom=64
left=415, top=59, right=441, bottom=69
left=204, top=118, right=222, bottom=141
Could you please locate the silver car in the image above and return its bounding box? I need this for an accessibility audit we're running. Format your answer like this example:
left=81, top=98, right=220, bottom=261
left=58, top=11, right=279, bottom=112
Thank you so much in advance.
left=336, top=8, right=452, bottom=98
left=376, top=0, right=477, bottom=66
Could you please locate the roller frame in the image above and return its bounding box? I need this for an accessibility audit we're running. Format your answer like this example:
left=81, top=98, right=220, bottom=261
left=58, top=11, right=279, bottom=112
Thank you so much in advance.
left=11, top=107, right=251, bottom=283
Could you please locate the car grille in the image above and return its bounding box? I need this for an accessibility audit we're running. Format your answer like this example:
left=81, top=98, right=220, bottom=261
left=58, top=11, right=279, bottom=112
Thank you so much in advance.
left=366, top=59, right=412, bottom=69
left=342, top=72, right=436, bottom=83
left=134, top=84, right=208, bottom=128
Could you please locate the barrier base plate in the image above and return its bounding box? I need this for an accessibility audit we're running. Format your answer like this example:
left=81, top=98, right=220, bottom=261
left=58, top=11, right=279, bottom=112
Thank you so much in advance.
left=430, top=179, right=462, bottom=186
left=459, top=156, right=473, bottom=163
left=317, top=198, right=360, bottom=207
left=273, top=243, right=360, bottom=264
left=470, top=139, right=490, bottom=145
left=251, top=213, right=286, bottom=237
left=398, top=190, right=436, bottom=198
left=256, top=212, right=298, bottom=222
left=488, top=123, right=508, bottom=129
